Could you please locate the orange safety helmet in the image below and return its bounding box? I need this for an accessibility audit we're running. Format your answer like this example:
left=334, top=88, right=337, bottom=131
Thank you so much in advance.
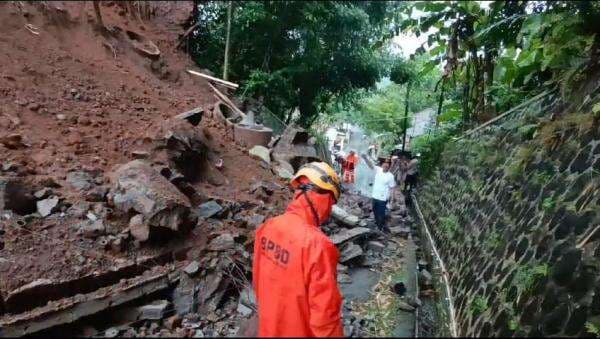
left=290, top=162, right=341, bottom=201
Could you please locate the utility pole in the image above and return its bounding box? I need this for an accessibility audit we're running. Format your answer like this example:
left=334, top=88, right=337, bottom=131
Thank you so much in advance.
left=401, top=81, right=411, bottom=152
left=223, top=1, right=233, bottom=81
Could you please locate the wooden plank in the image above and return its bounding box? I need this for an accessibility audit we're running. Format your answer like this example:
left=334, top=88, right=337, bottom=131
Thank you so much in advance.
left=207, top=83, right=246, bottom=117
left=187, top=70, right=239, bottom=89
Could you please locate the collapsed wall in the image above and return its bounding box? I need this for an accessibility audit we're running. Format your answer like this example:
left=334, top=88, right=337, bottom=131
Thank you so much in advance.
left=416, top=90, right=599, bottom=336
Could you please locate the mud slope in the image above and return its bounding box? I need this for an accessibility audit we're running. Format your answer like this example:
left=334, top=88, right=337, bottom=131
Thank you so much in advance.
left=0, top=1, right=288, bottom=303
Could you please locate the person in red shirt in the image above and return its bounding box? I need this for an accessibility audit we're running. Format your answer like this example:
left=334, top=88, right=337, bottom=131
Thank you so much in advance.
left=253, top=162, right=343, bottom=337
left=343, top=150, right=359, bottom=184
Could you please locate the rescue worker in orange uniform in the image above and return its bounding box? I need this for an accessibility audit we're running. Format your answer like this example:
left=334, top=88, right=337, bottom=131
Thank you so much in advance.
left=343, top=150, right=358, bottom=184
left=253, top=162, right=343, bottom=337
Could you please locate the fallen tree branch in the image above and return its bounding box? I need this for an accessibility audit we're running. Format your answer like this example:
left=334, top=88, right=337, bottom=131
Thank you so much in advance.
left=576, top=224, right=600, bottom=249
left=176, top=22, right=200, bottom=49
left=25, top=23, right=40, bottom=35
left=102, top=41, right=117, bottom=59
left=208, top=82, right=245, bottom=117
left=188, top=69, right=239, bottom=89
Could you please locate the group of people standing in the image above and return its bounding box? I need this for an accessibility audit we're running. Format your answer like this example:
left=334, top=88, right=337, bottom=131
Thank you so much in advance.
left=334, top=148, right=419, bottom=233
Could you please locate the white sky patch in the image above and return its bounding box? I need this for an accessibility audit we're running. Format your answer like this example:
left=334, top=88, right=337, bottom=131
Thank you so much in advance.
left=391, top=1, right=492, bottom=58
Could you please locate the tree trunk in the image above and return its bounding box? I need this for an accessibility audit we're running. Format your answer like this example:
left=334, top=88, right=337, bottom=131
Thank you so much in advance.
left=297, top=86, right=318, bottom=128
left=401, top=81, right=411, bottom=152
left=435, top=78, right=445, bottom=127
left=92, top=1, right=104, bottom=28
left=223, top=1, right=233, bottom=81
left=127, top=2, right=138, bottom=21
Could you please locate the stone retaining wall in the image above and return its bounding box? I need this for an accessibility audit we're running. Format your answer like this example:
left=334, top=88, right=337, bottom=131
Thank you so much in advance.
left=417, top=98, right=599, bottom=336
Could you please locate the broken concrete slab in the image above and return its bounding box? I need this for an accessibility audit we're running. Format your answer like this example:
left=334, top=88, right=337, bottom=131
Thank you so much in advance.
left=271, top=125, right=320, bottom=171
left=337, top=273, right=352, bottom=284
left=339, top=242, right=364, bottom=264
left=331, top=205, right=360, bottom=226
left=183, top=261, right=200, bottom=276
left=138, top=300, right=171, bottom=320
left=129, top=214, right=149, bottom=242
left=156, top=119, right=219, bottom=184
left=197, top=201, right=223, bottom=219
left=242, top=213, right=265, bottom=228
left=111, top=160, right=195, bottom=238
left=208, top=233, right=235, bottom=251
left=75, top=219, right=106, bottom=238
left=33, top=188, right=52, bottom=199
left=248, top=145, right=271, bottom=164
left=239, top=287, right=257, bottom=308
left=0, top=268, right=176, bottom=337
left=36, top=196, right=60, bottom=217
left=237, top=302, right=253, bottom=318
left=272, top=163, right=294, bottom=179
left=330, top=227, right=373, bottom=246
left=390, top=226, right=410, bottom=238
left=174, top=106, right=204, bottom=126
left=173, top=272, right=197, bottom=316
left=367, top=241, right=385, bottom=253
left=337, top=263, right=348, bottom=274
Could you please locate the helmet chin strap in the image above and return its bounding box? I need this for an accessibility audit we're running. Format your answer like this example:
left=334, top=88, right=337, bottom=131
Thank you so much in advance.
left=299, top=184, right=320, bottom=226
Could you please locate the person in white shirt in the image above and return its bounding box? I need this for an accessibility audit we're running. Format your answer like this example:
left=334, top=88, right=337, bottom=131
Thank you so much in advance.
left=372, top=160, right=396, bottom=232
left=361, top=155, right=396, bottom=233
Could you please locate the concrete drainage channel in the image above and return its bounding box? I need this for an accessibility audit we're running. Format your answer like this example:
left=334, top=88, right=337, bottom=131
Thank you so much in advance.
left=412, top=193, right=457, bottom=337
left=334, top=189, right=457, bottom=337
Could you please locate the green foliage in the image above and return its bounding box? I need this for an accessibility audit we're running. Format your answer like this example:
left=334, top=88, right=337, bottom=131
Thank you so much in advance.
left=411, top=125, right=455, bottom=179
left=398, top=0, right=598, bottom=126
left=542, top=197, right=555, bottom=212
left=469, top=296, right=488, bottom=317
left=518, top=124, right=538, bottom=141
left=486, top=231, right=502, bottom=250
left=506, top=146, right=535, bottom=181
left=593, top=103, right=600, bottom=118
left=531, top=170, right=553, bottom=187
left=514, top=263, right=549, bottom=295
left=439, top=215, right=459, bottom=239
left=390, top=58, right=416, bottom=85
left=586, top=321, right=600, bottom=336
left=190, top=1, right=402, bottom=127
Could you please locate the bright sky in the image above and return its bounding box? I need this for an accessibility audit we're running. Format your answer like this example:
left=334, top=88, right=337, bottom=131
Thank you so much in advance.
left=392, top=1, right=492, bottom=57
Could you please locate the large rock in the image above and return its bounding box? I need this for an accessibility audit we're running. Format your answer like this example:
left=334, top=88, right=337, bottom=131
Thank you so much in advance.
left=111, top=160, right=195, bottom=239
left=138, top=300, right=170, bottom=320
left=37, top=196, right=60, bottom=217
left=208, top=233, right=235, bottom=251
left=66, top=171, right=94, bottom=191
left=197, top=201, right=223, bottom=219
left=389, top=226, right=410, bottom=238
left=339, top=242, right=364, bottom=264
left=156, top=119, right=226, bottom=185
left=75, top=219, right=106, bottom=238
left=249, top=145, right=271, bottom=164
left=173, top=273, right=197, bottom=316
left=330, top=227, right=373, bottom=245
left=272, top=162, right=294, bottom=179
left=331, top=205, right=360, bottom=226
left=271, top=125, right=320, bottom=170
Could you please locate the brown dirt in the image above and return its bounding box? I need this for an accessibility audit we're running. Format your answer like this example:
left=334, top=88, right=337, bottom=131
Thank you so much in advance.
left=0, top=1, right=289, bottom=302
